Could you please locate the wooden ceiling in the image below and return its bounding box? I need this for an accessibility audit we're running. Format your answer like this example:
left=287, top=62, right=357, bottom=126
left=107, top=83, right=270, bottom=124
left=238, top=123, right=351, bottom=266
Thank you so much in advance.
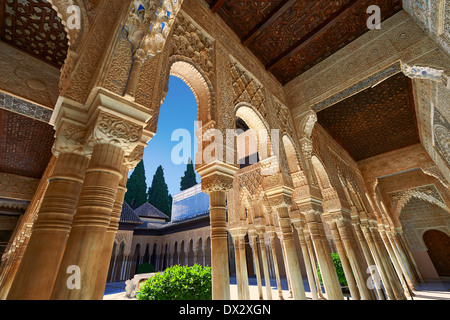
left=316, top=72, right=420, bottom=162
left=0, top=0, right=69, bottom=68
left=0, top=108, right=54, bottom=179
left=207, top=0, right=402, bottom=85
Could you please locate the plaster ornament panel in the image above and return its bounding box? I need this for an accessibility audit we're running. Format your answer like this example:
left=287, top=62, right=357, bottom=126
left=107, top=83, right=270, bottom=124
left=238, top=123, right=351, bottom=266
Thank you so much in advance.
left=89, top=111, right=143, bottom=153
left=170, top=11, right=214, bottom=85
left=389, top=184, right=449, bottom=216
left=433, top=106, right=450, bottom=167
left=200, top=172, right=234, bottom=194
left=52, top=120, right=89, bottom=156
left=230, top=58, right=267, bottom=121
left=59, top=0, right=128, bottom=104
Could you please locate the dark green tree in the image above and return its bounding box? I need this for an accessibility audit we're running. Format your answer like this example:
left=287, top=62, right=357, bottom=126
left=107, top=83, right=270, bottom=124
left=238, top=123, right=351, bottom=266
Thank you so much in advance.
left=124, top=160, right=148, bottom=209
left=180, top=157, right=198, bottom=191
left=147, top=165, right=172, bottom=220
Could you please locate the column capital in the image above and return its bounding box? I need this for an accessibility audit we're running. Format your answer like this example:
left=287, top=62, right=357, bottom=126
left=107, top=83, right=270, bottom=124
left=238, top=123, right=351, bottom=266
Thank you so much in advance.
left=199, top=161, right=237, bottom=194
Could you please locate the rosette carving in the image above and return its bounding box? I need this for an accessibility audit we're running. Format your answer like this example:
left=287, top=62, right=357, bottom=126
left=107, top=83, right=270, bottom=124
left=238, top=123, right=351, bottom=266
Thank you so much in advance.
left=90, top=111, right=143, bottom=153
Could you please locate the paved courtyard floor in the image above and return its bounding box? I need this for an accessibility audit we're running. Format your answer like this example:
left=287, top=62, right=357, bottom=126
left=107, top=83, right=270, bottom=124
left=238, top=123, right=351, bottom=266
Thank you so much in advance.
left=103, top=276, right=450, bottom=301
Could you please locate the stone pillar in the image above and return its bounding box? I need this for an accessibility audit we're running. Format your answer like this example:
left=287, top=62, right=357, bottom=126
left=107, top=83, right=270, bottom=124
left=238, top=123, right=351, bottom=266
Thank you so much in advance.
left=199, top=163, right=237, bottom=300
left=254, top=219, right=272, bottom=300
left=398, top=230, right=424, bottom=283
left=273, top=204, right=306, bottom=300
left=391, top=230, right=419, bottom=286
left=50, top=108, right=144, bottom=300
left=92, top=164, right=130, bottom=299
left=336, top=216, right=375, bottom=300
left=51, top=142, right=125, bottom=300
left=301, top=206, right=343, bottom=300
left=230, top=230, right=242, bottom=300
left=7, top=151, right=89, bottom=300
left=367, top=221, right=405, bottom=300
left=249, top=229, right=264, bottom=300
left=292, top=221, right=318, bottom=300
left=382, top=229, right=414, bottom=296
left=326, top=218, right=360, bottom=300
left=351, top=215, right=385, bottom=300
left=0, top=155, right=56, bottom=299
left=267, top=230, right=284, bottom=300
left=305, top=229, right=326, bottom=299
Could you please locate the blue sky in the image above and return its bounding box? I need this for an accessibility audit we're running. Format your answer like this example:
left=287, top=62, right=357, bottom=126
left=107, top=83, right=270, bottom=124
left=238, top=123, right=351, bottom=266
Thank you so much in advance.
left=137, top=75, right=201, bottom=197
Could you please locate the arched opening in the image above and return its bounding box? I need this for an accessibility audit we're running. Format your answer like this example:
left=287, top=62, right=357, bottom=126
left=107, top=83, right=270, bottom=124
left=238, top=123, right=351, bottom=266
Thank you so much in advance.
left=423, top=230, right=450, bottom=277
left=400, top=197, right=450, bottom=279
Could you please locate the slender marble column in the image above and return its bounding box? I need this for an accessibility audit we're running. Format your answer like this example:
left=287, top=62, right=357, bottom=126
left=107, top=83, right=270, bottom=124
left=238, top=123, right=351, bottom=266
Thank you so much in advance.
left=256, top=229, right=272, bottom=300
left=51, top=143, right=125, bottom=300
left=398, top=231, right=424, bottom=283
left=328, top=220, right=360, bottom=300
left=92, top=164, right=129, bottom=299
left=275, top=206, right=307, bottom=300
left=7, top=152, right=89, bottom=300
left=304, top=209, right=343, bottom=300
left=293, top=223, right=318, bottom=300
left=249, top=232, right=264, bottom=300
left=267, top=232, right=284, bottom=300
left=351, top=217, right=385, bottom=300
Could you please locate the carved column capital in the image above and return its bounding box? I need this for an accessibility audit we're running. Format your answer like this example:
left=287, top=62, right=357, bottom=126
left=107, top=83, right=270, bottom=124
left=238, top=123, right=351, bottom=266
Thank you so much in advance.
left=88, top=109, right=143, bottom=153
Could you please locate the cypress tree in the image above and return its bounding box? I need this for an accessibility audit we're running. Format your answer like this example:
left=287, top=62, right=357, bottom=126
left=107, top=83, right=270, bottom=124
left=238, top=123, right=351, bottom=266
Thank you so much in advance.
left=147, top=165, right=172, bottom=220
left=180, top=157, right=198, bottom=191
left=124, top=160, right=147, bottom=209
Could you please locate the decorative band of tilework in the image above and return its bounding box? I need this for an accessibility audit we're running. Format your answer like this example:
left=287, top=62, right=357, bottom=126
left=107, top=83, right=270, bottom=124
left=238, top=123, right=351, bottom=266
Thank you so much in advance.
left=312, top=62, right=402, bottom=112
left=0, top=91, right=53, bottom=123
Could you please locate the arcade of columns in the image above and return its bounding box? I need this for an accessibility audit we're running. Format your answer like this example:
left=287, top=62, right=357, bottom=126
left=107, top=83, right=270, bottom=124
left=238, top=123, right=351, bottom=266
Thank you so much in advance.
left=0, top=0, right=450, bottom=300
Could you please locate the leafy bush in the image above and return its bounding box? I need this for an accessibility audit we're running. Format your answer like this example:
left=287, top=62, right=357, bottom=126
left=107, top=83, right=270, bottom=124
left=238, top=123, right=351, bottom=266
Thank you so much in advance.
left=317, top=253, right=348, bottom=287
left=137, top=264, right=212, bottom=300
left=136, top=263, right=155, bottom=274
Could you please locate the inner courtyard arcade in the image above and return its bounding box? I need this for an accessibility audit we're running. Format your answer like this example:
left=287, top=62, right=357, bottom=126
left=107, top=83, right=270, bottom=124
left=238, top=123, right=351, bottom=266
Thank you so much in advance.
left=0, top=0, right=449, bottom=301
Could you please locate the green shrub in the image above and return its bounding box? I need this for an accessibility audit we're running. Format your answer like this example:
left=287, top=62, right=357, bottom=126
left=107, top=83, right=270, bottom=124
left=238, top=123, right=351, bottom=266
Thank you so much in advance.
left=317, top=253, right=348, bottom=287
left=137, top=264, right=212, bottom=300
left=136, top=263, right=155, bottom=274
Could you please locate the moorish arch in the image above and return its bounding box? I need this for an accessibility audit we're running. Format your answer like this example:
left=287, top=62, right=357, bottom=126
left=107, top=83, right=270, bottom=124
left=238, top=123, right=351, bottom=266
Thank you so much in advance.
left=235, top=103, right=275, bottom=163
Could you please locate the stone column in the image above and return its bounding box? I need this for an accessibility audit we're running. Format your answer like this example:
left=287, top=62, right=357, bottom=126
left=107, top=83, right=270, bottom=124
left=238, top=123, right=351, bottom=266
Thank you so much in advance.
left=51, top=109, right=144, bottom=300
left=398, top=230, right=424, bottom=283
left=230, top=231, right=242, bottom=300
left=336, top=216, right=375, bottom=300
left=199, top=163, right=237, bottom=300
left=0, top=156, right=56, bottom=299
left=301, top=206, right=343, bottom=300
left=326, top=218, right=360, bottom=300
left=272, top=203, right=306, bottom=300
left=267, top=230, right=284, bottom=300
left=292, top=221, right=318, bottom=300
left=254, top=218, right=272, bottom=300
left=368, top=221, right=405, bottom=300
left=351, top=215, right=385, bottom=300
left=391, top=230, right=419, bottom=286
left=92, top=163, right=130, bottom=299
left=382, top=228, right=414, bottom=296
left=306, top=228, right=327, bottom=299
left=249, top=229, right=264, bottom=300
left=7, top=150, right=89, bottom=300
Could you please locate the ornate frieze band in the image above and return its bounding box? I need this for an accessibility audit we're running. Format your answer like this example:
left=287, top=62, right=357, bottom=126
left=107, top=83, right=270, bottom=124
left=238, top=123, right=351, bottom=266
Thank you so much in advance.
left=0, top=91, right=53, bottom=123
left=312, top=62, right=402, bottom=112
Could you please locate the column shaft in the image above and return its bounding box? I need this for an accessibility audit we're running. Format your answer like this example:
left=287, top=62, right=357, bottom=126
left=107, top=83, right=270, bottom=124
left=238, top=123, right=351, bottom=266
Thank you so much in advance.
left=7, top=152, right=89, bottom=300
left=51, top=143, right=124, bottom=300
left=209, top=190, right=231, bottom=300
left=277, top=207, right=306, bottom=300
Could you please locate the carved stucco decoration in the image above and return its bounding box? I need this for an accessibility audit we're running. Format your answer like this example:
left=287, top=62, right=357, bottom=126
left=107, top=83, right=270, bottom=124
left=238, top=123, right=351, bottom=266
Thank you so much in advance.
left=88, top=111, right=143, bottom=154
left=389, top=184, right=450, bottom=216
left=230, top=58, right=267, bottom=122
left=433, top=102, right=450, bottom=167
